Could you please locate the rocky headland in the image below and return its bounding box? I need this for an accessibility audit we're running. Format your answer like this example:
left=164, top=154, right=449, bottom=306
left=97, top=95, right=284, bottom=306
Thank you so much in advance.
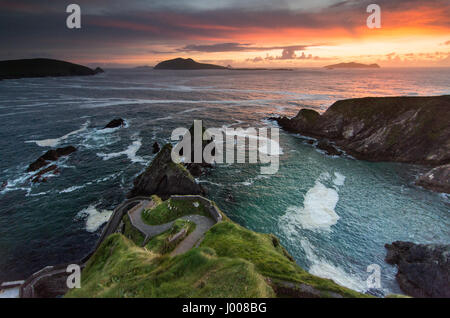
left=0, top=58, right=103, bottom=80
left=385, top=241, right=450, bottom=298
left=273, top=95, right=450, bottom=193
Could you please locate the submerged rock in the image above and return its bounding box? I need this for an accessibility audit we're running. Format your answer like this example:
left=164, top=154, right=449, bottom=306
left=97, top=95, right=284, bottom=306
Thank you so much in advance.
left=385, top=241, right=450, bottom=298
left=416, top=164, right=450, bottom=194
left=128, top=144, right=204, bottom=198
left=27, top=146, right=76, bottom=172
left=104, top=118, right=125, bottom=129
left=31, top=164, right=60, bottom=183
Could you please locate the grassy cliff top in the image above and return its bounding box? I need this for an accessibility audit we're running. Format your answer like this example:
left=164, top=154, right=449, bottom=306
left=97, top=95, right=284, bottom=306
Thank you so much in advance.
left=66, top=197, right=367, bottom=298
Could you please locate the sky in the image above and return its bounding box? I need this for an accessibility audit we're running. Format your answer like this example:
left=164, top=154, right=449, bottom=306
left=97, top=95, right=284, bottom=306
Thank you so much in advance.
left=0, top=0, right=449, bottom=68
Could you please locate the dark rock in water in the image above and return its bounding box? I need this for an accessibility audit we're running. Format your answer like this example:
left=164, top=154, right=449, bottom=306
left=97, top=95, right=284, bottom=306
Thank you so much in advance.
left=94, top=67, right=104, bottom=74
left=316, top=139, right=342, bottom=156
left=104, top=118, right=125, bottom=129
left=1, top=181, right=7, bottom=190
left=27, top=146, right=76, bottom=172
left=385, top=241, right=450, bottom=298
left=154, top=57, right=227, bottom=70
left=0, top=58, right=100, bottom=80
left=416, top=164, right=450, bottom=194
left=31, top=164, right=59, bottom=183
left=152, top=142, right=160, bottom=154
left=274, top=96, right=450, bottom=170
left=128, top=144, right=204, bottom=199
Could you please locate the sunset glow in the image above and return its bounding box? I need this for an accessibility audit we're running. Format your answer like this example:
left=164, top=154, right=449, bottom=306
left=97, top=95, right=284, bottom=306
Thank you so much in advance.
left=1, top=0, right=449, bottom=67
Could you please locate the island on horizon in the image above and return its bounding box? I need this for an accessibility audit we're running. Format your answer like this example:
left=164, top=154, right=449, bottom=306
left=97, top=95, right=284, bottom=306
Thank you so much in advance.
left=0, top=58, right=104, bottom=80
left=324, top=62, right=381, bottom=70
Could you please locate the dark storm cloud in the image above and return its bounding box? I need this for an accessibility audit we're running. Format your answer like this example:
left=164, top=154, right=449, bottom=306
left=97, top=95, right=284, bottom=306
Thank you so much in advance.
left=179, top=43, right=310, bottom=53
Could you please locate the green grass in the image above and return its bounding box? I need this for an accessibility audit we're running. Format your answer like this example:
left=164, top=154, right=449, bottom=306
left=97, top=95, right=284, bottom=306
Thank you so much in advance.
left=142, top=198, right=211, bottom=225
left=200, top=221, right=366, bottom=298
left=146, top=219, right=196, bottom=254
left=67, top=197, right=367, bottom=298
left=65, top=233, right=274, bottom=298
left=122, top=214, right=145, bottom=246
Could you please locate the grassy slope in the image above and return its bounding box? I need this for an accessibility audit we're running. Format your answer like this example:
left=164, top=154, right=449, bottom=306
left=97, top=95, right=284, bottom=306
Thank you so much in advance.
left=146, top=219, right=196, bottom=254
left=142, top=198, right=211, bottom=225
left=200, top=221, right=364, bottom=298
left=122, top=214, right=145, bottom=246
left=66, top=234, right=274, bottom=298
left=67, top=198, right=366, bottom=298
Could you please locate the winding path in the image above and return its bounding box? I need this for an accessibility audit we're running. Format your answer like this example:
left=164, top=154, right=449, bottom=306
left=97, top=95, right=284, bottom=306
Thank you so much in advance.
left=127, top=199, right=216, bottom=254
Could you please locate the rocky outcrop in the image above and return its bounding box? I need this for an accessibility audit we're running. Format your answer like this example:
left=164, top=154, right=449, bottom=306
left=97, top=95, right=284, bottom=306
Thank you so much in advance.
left=31, top=164, right=59, bottom=183
left=128, top=144, right=204, bottom=199
left=154, top=58, right=226, bottom=70
left=27, top=146, right=76, bottom=172
left=385, top=241, right=450, bottom=298
left=181, top=122, right=214, bottom=177
left=274, top=96, right=450, bottom=166
left=324, top=62, right=380, bottom=69
left=104, top=118, right=125, bottom=129
left=316, top=139, right=342, bottom=156
left=416, top=164, right=450, bottom=194
left=0, top=58, right=101, bottom=80
left=152, top=142, right=160, bottom=154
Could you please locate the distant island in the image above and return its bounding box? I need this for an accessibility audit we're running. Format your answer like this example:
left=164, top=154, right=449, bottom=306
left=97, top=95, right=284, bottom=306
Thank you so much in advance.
left=324, top=62, right=380, bottom=69
left=154, top=57, right=293, bottom=71
left=154, top=58, right=227, bottom=70
left=134, top=65, right=154, bottom=70
left=0, top=58, right=104, bottom=80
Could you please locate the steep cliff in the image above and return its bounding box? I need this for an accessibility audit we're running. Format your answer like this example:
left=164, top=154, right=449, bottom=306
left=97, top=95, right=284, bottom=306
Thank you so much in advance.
left=128, top=144, right=204, bottom=198
left=274, top=96, right=450, bottom=192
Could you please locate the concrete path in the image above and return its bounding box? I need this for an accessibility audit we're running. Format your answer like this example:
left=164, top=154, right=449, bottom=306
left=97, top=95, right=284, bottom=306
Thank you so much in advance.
left=127, top=199, right=216, bottom=252
left=170, top=215, right=215, bottom=256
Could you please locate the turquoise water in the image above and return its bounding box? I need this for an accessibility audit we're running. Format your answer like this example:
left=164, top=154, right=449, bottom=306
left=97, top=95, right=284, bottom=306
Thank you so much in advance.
left=0, top=68, right=449, bottom=294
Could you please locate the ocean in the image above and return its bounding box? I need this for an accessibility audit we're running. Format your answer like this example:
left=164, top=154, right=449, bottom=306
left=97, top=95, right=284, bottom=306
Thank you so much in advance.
left=0, top=67, right=449, bottom=294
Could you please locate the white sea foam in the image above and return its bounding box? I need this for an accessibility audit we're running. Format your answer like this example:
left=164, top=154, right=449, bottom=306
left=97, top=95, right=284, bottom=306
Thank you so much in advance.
left=26, top=121, right=89, bottom=147
left=333, top=172, right=346, bottom=186
left=223, top=129, right=284, bottom=156
left=280, top=176, right=340, bottom=232
left=97, top=138, right=145, bottom=163
left=60, top=185, right=86, bottom=194
left=300, top=240, right=367, bottom=292
left=77, top=205, right=113, bottom=233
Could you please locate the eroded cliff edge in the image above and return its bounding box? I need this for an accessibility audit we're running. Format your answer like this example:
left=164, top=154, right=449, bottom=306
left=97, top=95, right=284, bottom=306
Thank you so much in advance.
left=273, top=95, right=450, bottom=193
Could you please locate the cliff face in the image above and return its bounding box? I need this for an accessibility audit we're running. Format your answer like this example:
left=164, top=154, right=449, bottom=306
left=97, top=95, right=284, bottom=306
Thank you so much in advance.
left=0, top=58, right=101, bottom=79
left=128, top=144, right=204, bottom=198
left=385, top=241, right=450, bottom=298
left=275, top=96, right=450, bottom=192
